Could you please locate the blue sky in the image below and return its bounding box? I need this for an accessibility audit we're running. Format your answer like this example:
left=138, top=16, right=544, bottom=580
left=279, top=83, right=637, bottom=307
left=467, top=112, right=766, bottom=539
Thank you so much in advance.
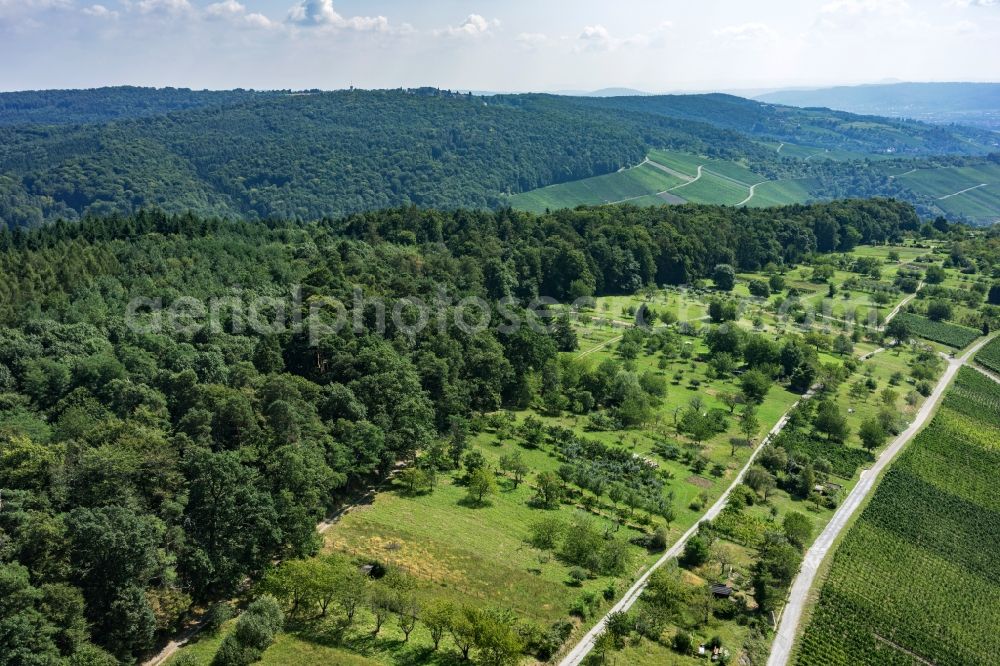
left=1, top=0, right=998, bottom=92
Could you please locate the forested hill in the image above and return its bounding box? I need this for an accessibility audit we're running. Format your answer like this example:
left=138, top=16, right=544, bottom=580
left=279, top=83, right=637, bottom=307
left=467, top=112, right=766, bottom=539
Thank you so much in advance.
left=547, top=92, right=998, bottom=153
left=0, top=87, right=274, bottom=126
left=0, top=87, right=995, bottom=229
left=0, top=89, right=766, bottom=227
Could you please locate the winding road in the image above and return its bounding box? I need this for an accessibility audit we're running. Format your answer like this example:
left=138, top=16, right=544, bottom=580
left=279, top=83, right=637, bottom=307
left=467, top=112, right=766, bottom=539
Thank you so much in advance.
left=737, top=180, right=767, bottom=206
left=558, top=387, right=817, bottom=666
left=667, top=164, right=704, bottom=192
left=766, top=332, right=998, bottom=666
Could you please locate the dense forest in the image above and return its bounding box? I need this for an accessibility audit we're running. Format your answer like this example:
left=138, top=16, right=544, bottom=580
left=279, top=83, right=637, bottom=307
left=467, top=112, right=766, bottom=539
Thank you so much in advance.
left=0, top=199, right=930, bottom=663
left=0, top=87, right=272, bottom=126
left=0, top=87, right=995, bottom=228
left=567, top=93, right=998, bottom=154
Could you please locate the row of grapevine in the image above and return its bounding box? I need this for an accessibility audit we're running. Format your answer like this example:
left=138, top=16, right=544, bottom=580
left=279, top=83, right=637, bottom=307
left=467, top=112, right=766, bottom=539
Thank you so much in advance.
left=793, top=367, right=1000, bottom=666
left=975, top=335, right=1000, bottom=375
left=896, top=313, right=981, bottom=349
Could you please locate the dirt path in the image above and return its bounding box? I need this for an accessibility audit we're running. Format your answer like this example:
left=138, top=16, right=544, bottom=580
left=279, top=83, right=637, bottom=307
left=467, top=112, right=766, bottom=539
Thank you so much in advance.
left=874, top=635, right=938, bottom=666
left=882, top=290, right=918, bottom=329
left=766, top=333, right=997, bottom=666
left=559, top=387, right=818, bottom=666
left=973, top=363, right=1000, bottom=386
left=937, top=183, right=988, bottom=200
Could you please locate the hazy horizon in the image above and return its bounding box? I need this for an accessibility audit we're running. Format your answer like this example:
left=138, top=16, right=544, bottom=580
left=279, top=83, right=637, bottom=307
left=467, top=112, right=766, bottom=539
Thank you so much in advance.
left=2, top=0, right=1000, bottom=93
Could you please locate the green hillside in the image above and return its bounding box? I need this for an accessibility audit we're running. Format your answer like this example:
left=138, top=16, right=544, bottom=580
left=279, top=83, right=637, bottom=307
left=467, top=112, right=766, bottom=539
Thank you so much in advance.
left=0, top=87, right=997, bottom=229
left=511, top=145, right=1000, bottom=224
left=896, top=163, right=1000, bottom=224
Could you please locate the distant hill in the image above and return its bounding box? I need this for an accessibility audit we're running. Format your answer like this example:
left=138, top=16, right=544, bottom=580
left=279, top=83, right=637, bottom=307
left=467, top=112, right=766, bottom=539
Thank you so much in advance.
left=756, top=82, right=1000, bottom=130
left=0, top=87, right=996, bottom=228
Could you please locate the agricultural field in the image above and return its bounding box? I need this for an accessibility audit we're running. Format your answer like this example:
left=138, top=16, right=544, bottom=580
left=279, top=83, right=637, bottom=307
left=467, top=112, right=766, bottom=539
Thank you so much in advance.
left=976, top=335, right=1000, bottom=375
left=507, top=160, right=687, bottom=213
left=672, top=171, right=751, bottom=206
left=508, top=145, right=1000, bottom=224
left=794, top=367, right=1000, bottom=666
left=894, top=313, right=981, bottom=349
left=746, top=179, right=818, bottom=207
left=895, top=163, right=1000, bottom=223
left=509, top=150, right=775, bottom=212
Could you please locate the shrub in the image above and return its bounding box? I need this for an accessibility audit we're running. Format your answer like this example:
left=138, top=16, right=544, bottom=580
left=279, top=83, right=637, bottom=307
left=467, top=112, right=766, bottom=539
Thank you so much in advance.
left=205, top=602, right=234, bottom=636
left=673, top=630, right=693, bottom=654
left=212, top=596, right=283, bottom=666
left=680, top=535, right=710, bottom=568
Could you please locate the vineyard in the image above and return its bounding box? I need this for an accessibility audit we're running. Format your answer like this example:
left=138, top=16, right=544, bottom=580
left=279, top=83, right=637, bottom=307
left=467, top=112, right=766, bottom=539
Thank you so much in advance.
left=896, top=313, right=981, bottom=349
left=976, top=335, right=1000, bottom=375
left=794, top=367, right=1000, bottom=666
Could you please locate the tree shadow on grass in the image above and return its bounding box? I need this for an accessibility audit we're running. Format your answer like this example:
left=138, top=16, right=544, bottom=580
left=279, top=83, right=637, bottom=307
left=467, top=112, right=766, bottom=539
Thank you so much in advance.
left=295, top=624, right=466, bottom=666
left=456, top=496, right=492, bottom=509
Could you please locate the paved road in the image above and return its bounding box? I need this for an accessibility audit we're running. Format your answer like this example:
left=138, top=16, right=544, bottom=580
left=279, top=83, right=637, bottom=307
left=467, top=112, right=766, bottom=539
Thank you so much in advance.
left=766, top=332, right=997, bottom=666
left=558, top=388, right=816, bottom=666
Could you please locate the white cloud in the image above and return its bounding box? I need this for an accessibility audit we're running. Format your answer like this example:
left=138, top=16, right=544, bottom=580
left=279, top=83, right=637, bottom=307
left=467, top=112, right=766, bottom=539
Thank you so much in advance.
left=205, top=0, right=244, bottom=18
left=244, top=12, right=274, bottom=29
left=286, top=0, right=389, bottom=31
left=206, top=0, right=275, bottom=28
left=436, top=14, right=500, bottom=37
left=576, top=21, right=673, bottom=52
left=713, top=22, right=778, bottom=42
left=820, top=0, right=910, bottom=15
left=948, top=0, right=998, bottom=6
left=515, top=32, right=547, bottom=49
left=83, top=4, right=119, bottom=19
left=577, top=24, right=614, bottom=50
left=128, top=0, right=194, bottom=15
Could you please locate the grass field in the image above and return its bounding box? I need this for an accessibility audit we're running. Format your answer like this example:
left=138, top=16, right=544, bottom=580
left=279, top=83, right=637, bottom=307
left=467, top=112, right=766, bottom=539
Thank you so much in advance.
left=794, top=367, right=1000, bottom=666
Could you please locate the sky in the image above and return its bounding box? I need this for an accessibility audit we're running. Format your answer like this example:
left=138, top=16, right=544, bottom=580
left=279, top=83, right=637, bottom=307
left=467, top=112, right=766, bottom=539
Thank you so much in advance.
left=1, top=0, right=999, bottom=93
